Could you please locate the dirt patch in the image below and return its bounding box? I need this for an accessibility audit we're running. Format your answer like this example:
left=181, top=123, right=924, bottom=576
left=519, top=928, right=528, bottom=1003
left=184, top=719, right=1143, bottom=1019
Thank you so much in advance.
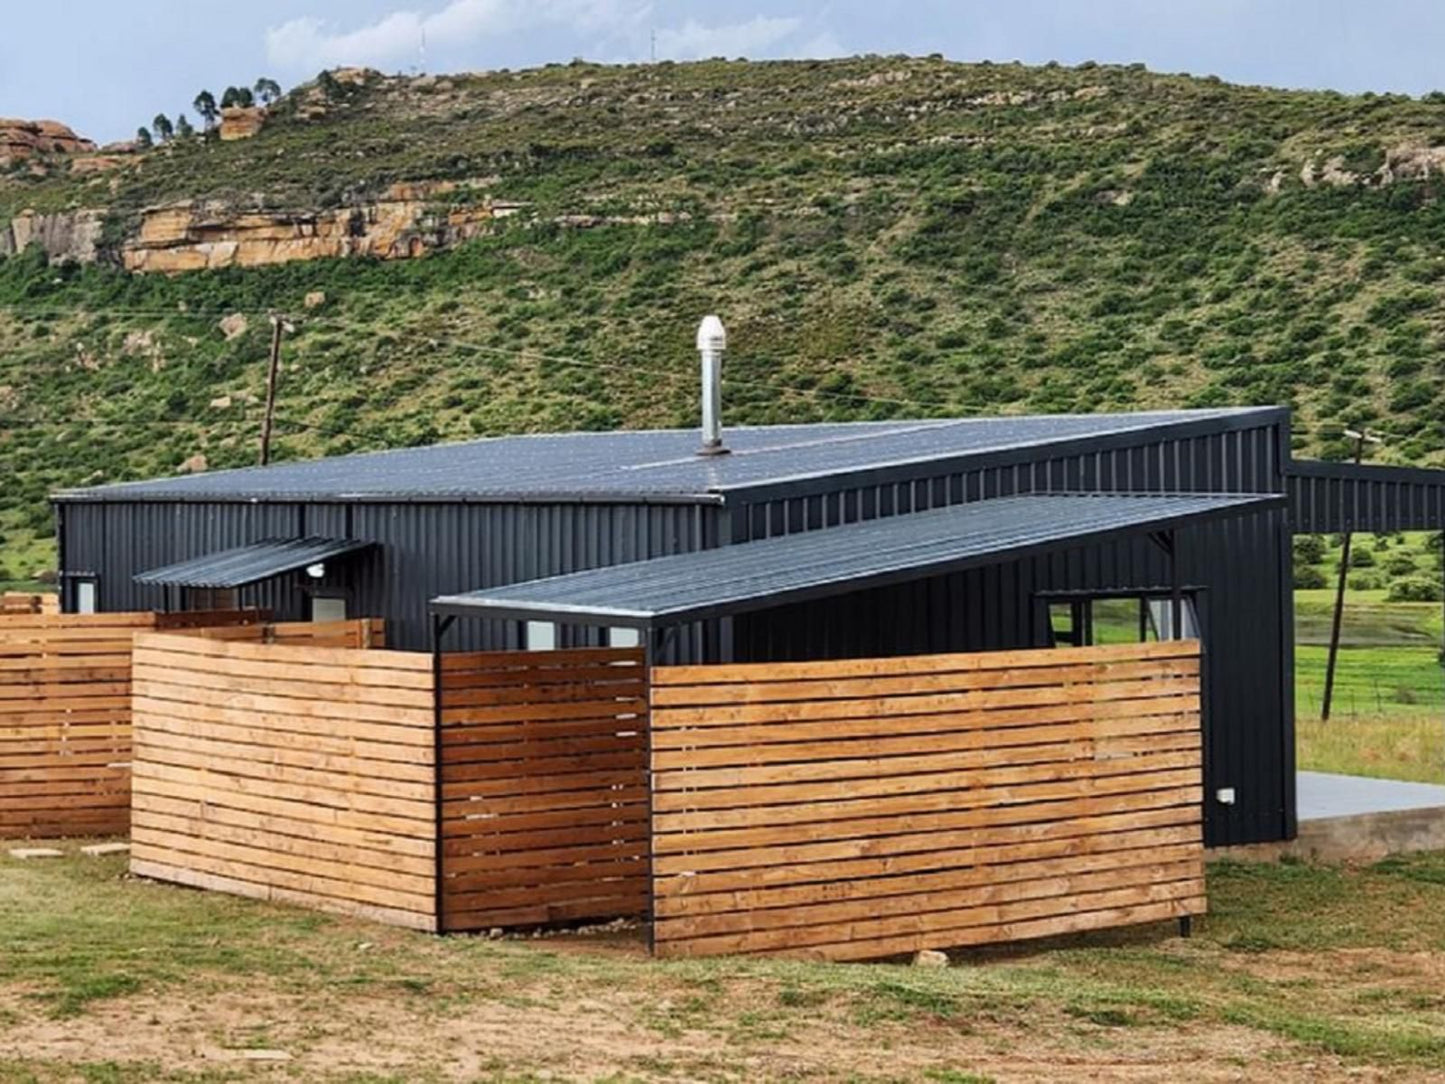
left=0, top=975, right=1378, bottom=1082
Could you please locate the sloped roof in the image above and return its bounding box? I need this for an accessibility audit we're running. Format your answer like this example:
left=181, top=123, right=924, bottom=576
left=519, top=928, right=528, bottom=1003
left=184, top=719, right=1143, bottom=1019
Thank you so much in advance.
left=55, top=408, right=1278, bottom=505
left=431, top=491, right=1285, bottom=628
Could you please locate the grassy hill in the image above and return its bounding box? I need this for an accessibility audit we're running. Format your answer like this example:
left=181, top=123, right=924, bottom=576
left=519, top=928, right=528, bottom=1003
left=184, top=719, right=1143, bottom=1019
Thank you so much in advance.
left=5, top=55, right=1445, bottom=580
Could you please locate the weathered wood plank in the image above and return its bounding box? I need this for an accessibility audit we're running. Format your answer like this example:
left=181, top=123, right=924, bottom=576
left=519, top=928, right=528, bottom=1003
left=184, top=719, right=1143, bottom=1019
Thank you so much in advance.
left=436, top=646, right=651, bottom=933
left=130, top=623, right=440, bottom=931
left=650, top=640, right=1199, bottom=685
left=651, top=642, right=1205, bottom=960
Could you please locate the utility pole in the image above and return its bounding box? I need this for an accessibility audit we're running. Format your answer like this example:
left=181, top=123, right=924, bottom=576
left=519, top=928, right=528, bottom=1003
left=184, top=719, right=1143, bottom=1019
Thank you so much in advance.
left=258, top=315, right=285, bottom=467
left=1321, top=427, right=1383, bottom=721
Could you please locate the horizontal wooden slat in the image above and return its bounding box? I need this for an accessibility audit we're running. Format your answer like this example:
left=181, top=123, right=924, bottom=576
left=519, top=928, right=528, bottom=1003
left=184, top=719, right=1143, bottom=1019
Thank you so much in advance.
left=131, top=858, right=436, bottom=933
left=651, top=642, right=1205, bottom=960
left=442, top=647, right=645, bottom=672
left=130, top=624, right=448, bottom=933
left=649, top=698, right=1197, bottom=747
left=0, top=614, right=138, bottom=839
left=653, top=780, right=1200, bottom=836
left=437, top=646, right=651, bottom=933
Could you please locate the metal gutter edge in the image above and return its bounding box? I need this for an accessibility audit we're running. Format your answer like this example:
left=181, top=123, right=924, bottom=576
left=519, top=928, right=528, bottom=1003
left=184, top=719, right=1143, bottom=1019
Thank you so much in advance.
left=49, top=490, right=728, bottom=508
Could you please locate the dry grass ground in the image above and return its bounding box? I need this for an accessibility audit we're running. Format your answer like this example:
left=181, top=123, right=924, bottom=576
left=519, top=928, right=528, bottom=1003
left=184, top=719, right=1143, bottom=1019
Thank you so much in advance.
left=3, top=847, right=1445, bottom=1082
left=1297, top=714, right=1445, bottom=785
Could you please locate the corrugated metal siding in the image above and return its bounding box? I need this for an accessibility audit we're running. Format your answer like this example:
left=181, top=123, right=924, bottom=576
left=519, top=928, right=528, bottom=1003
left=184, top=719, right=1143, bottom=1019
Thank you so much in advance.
left=63, top=499, right=721, bottom=654
left=1288, top=461, right=1445, bottom=533
left=63, top=501, right=310, bottom=619
left=338, top=501, right=721, bottom=652
left=730, top=422, right=1292, bottom=849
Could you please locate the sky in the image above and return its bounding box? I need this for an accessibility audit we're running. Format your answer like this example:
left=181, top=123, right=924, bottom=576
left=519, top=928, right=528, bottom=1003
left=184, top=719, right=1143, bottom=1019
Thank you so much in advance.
left=5, top=1, right=1445, bottom=144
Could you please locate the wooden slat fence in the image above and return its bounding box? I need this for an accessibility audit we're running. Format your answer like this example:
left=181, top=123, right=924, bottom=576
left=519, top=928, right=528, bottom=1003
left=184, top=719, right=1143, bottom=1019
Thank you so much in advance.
left=438, top=647, right=650, bottom=932
left=0, top=609, right=262, bottom=840
left=180, top=618, right=384, bottom=649
left=649, top=640, right=1206, bottom=961
left=129, top=627, right=438, bottom=930
left=2, top=592, right=59, bottom=615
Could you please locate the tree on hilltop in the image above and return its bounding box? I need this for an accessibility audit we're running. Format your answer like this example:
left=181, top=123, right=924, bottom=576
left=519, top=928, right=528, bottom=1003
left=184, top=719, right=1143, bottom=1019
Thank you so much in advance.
left=174, top=114, right=195, bottom=139
left=254, top=77, right=282, bottom=105
left=220, top=86, right=256, bottom=109
left=135, top=126, right=153, bottom=149
left=193, top=90, right=218, bottom=130
left=152, top=114, right=174, bottom=143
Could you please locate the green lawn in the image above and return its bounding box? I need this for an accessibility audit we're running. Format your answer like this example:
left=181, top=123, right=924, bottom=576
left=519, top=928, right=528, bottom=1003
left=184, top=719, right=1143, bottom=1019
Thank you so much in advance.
left=1296, top=644, right=1445, bottom=719
left=1291, top=586, right=1444, bottom=782
left=3, top=847, right=1445, bottom=1081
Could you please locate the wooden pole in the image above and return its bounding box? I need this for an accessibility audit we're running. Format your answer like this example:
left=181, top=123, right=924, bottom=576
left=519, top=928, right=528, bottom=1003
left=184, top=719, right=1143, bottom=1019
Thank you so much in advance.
left=1322, top=432, right=1367, bottom=722
left=259, top=315, right=284, bottom=467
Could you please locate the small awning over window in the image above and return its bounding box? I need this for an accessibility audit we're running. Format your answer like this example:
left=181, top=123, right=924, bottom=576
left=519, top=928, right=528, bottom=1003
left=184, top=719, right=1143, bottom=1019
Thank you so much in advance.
left=431, top=492, right=1285, bottom=630
left=134, top=538, right=374, bottom=589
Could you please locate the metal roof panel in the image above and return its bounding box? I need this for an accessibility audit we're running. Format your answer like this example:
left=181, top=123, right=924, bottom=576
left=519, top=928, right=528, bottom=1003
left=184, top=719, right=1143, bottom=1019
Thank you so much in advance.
left=431, top=492, right=1285, bottom=627
left=55, top=409, right=1277, bottom=504
left=134, top=537, right=375, bottom=589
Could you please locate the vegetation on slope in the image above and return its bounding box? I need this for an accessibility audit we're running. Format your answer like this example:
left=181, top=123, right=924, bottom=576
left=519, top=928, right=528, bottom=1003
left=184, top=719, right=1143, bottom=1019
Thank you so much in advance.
left=5, top=56, right=1445, bottom=576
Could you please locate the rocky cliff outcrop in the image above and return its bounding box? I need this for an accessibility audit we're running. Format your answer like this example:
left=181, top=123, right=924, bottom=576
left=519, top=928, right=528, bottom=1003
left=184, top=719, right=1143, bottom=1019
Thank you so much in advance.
left=0, top=208, right=105, bottom=262
left=219, top=107, right=267, bottom=141
left=0, top=119, right=95, bottom=164
left=119, top=182, right=518, bottom=272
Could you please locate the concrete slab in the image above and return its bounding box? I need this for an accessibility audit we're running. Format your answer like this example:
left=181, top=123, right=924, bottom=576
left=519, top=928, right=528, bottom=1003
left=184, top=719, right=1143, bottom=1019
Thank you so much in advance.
left=1298, top=771, right=1445, bottom=821
left=1217, top=771, right=1445, bottom=863
left=79, top=842, right=130, bottom=857
left=7, top=848, right=64, bottom=860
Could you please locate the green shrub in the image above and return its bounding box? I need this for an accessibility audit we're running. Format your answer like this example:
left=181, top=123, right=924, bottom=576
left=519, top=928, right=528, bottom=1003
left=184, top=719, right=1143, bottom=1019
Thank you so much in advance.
left=1383, top=552, right=1418, bottom=578
left=1387, top=576, right=1444, bottom=603
left=1349, top=547, right=1376, bottom=568
left=1294, top=566, right=1328, bottom=589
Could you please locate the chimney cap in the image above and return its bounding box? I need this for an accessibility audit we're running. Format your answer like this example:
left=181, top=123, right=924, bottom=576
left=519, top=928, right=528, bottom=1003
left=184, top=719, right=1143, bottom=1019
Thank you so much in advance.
left=696, top=314, right=727, bottom=352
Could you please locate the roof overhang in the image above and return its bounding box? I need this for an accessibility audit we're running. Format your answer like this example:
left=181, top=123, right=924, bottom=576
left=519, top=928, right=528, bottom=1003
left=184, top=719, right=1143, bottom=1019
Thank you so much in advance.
left=431, top=491, right=1286, bottom=630
left=134, top=537, right=375, bottom=589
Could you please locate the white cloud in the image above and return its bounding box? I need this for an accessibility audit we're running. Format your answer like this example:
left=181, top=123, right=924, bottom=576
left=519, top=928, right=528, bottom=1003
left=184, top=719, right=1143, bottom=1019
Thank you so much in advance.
left=793, top=29, right=848, bottom=59
left=266, top=0, right=646, bottom=71
left=654, top=16, right=805, bottom=61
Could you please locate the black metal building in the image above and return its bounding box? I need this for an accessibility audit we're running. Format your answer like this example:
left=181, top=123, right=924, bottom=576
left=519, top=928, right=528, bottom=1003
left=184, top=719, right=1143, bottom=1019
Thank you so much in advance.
left=51, top=405, right=1445, bottom=848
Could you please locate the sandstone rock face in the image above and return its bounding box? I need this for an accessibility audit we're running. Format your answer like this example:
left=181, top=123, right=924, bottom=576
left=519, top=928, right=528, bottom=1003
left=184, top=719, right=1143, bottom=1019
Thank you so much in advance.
left=218, top=314, right=249, bottom=340
left=121, top=182, right=502, bottom=273
left=69, top=153, right=130, bottom=175
left=0, top=208, right=105, bottom=263
left=0, top=118, right=96, bottom=164
left=220, top=107, right=267, bottom=141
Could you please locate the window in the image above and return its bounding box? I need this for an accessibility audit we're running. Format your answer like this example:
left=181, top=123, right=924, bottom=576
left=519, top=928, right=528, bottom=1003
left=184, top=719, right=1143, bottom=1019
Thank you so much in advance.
left=1043, top=591, right=1201, bottom=648
left=1147, top=597, right=1200, bottom=641
left=1048, top=601, right=1089, bottom=646
left=525, top=620, right=557, bottom=651
left=74, top=578, right=97, bottom=615
left=184, top=588, right=238, bottom=612
left=311, top=596, right=348, bottom=623
left=607, top=627, right=641, bottom=649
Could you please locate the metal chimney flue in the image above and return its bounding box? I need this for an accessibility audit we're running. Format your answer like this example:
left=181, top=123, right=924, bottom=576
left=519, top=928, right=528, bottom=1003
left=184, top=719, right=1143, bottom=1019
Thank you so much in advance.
left=696, top=315, right=729, bottom=456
